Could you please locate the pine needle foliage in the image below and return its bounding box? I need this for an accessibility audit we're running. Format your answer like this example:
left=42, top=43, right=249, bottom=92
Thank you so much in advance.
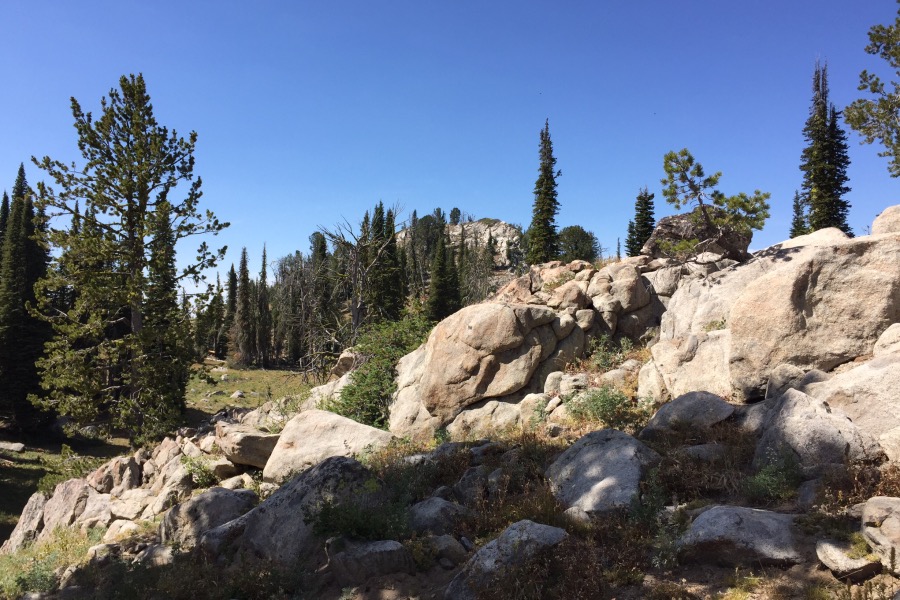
left=32, top=74, right=227, bottom=442
left=526, top=119, right=561, bottom=264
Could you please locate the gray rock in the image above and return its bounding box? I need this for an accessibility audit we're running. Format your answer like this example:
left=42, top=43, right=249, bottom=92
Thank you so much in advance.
left=445, top=520, right=567, bottom=600
left=409, top=497, right=471, bottom=535
left=639, top=391, right=734, bottom=441
left=39, top=479, right=91, bottom=541
left=861, top=496, right=900, bottom=575
left=0, top=441, right=25, bottom=452
left=134, top=543, right=174, bottom=567
left=755, top=389, right=883, bottom=477
left=159, top=487, right=257, bottom=549
left=263, top=409, right=395, bottom=483
left=331, top=540, right=415, bottom=587
left=0, top=492, right=47, bottom=554
left=215, top=422, right=279, bottom=469
left=545, top=429, right=659, bottom=515
left=453, top=465, right=492, bottom=507
left=231, top=456, right=377, bottom=567
left=678, top=505, right=802, bottom=566
left=816, top=539, right=882, bottom=582
left=109, top=488, right=154, bottom=521
left=872, top=204, right=900, bottom=235
left=429, top=534, right=468, bottom=565
left=874, top=323, right=900, bottom=357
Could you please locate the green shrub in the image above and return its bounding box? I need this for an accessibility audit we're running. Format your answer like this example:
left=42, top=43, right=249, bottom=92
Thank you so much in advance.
left=180, top=455, right=217, bottom=488
left=305, top=492, right=410, bottom=542
left=323, top=312, right=432, bottom=428
left=743, top=449, right=803, bottom=505
left=589, top=334, right=634, bottom=372
left=0, top=526, right=104, bottom=598
left=566, top=386, right=652, bottom=434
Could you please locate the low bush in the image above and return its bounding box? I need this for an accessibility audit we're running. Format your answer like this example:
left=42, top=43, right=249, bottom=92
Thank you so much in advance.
left=566, top=386, right=652, bottom=434
left=322, top=311, right=432, bottom=428
left=180, top=455, right=217, bottom=488
left=743, top=449, right=803, bottom=505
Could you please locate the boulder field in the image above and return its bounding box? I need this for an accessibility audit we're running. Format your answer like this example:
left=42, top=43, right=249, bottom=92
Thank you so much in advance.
left=3, top=205, right=900, bottom=598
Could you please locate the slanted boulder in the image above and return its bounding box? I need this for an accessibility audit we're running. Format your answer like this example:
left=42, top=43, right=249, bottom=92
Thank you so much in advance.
left=215, top=422, right=279, bottom=469
left=816, top=539, right=882, bottom=582
left=444, top=520, right=567, bottom=600
left=545, top=429, right=659, bottom=515
left=639, top=391, right=734, bottom=441
left=39, top=479, right=91, bottom=541
left=228, top=457, right=377, bottom=567
left=755, top=389, right=883, bottom=476
left=409, top=497, right=471, bottom=536
left=678, top=506, right=802, bottom=566
left=159, top=487, right=257, bottom=550
left=873, top=205, right=900, bottom=235
left=0, top=492, right=47, bottom=554
left=330, top=540, right=415, bottom=587
left=262, top=409, right=395, bottom=483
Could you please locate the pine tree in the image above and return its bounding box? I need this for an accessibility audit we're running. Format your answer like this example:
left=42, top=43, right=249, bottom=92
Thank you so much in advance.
left=231, top=248, right=253, bottom=366
left=789, top=190, right=809, bottom=238
left=558, top=225, right=599, bottom=262
left=256, top=246, right=272, bottom=367
left=0, top=192, right=9, bottom=258
left=426, top=235, right=460, bottom=321
left=33, top=74, right=227, bottom=440
left=625, top=188, right=656, bottom=256
left=800, top=62, right=852, bottom=234
left=526, top=119, right=561, bottom=264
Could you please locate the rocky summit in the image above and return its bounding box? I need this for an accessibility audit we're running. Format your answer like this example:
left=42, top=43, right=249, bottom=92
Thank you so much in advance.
left=3, top=205, right=900, bottom=599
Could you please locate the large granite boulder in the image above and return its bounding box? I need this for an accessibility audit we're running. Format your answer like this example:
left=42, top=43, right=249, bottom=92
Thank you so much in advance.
left=159, top=487, right=257, bottom=550
left=678, top=506, right=802, bottom=566
left=330, top=540, right=416, bottom=587
left=0, top=492, right=47, bottom=554
left=215, top=422, right=279, bottom=469
left=754, top=389, right=883, bottom=476
left=262, top=409, right=395, bottom=483
left=389, top=303, right=558, bottom=438
left=226, top=456, right=378, bottom=567
left=545, top=429, right=659, bottom=515
left=873, top=205, right=900, bottom=235
left=444, top=520, right=567, bottom=600
left=639, top=391, right=734, bottom=441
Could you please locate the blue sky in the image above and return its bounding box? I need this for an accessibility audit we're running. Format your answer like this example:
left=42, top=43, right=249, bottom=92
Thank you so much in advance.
left=2, top=1, right=898, bottom=279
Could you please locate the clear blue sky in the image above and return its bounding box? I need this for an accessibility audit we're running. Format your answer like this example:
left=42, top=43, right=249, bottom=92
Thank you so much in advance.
left=2, top=1, right=898, bottom=280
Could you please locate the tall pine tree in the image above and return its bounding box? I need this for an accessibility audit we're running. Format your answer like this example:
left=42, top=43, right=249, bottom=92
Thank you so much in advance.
left=789, top=190, right=809, bottom=238
left=231, top=248, right=254, bottom=366
left=256, top=246, right=272, bottom=367
left=800, top=62, right=852, bottom=234
left=426, top=235, right=461, bottom=322
left=625, top=187, right=656, bottom=256
left=526, top=119, right=561, bottom=264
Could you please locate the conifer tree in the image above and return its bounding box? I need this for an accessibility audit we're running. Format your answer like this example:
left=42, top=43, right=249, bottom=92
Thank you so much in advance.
left=526, top=119, right=561, bottom=264
left=558, top=225, right=599, bottom=262
left=426, top=235, right=460, bottom=321
left=32, top=74, right=227, bottom=440
left=625, top=188, right=656, bottom=256
left=231, top=248, right=253, bottom=366
left=0, top=192, right=9, bottom=258
left=789, top=191, right=809, bottom=238
left=256, top=246, right=272, bottom=367
left=800, top=62, right=852, bottom=234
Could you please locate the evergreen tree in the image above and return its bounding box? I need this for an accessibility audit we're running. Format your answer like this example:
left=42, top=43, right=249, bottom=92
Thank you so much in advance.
left=449, top=207, right=461, bottom=226
left=381, top=209, right=403, bottom=320
left=789, top=191, right=809, bottom=238
left=625, top=188, right=656, bottom=256
left=0, top=192, right=9, bottom=258
left=558, top=225, right=599, bottom=262
left=231, top=248, right=253, bottom=366
left=33, top=74, right=227, bottom=440
left=800, top=62, right=852, bottom=234
left=526, top=119, right=561, bottom=264
left=426, top=235, right=460, bottom=321
left=256, top=246, right=272, bottom=367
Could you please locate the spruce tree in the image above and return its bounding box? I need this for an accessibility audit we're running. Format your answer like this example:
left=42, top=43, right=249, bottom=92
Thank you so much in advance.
left=231, top=248, right=253, bottom=366
left=256, top=246, right=272, bottom=367
left=789, top=190, right=809, bottom=238
left=0, top=192, right=9, bottom=258
left=625, top=187, right=656, bottom=256
left=426, top=235, right=460, bottom=321
left=526, top=119, right=561, bottom=264
left=800, top=62, right=852, bottom=234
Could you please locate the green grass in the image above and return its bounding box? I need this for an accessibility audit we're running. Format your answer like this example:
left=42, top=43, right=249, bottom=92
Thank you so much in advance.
left=183, top=362, right=313, bottom=427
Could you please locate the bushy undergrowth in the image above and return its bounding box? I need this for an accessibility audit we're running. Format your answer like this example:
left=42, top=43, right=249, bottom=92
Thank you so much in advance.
left=566, top=386, right=653, bottom=435
left=743, top=449, right=803, bottom=505
left=0, top=526, right=104, bottom=598
left=180, top=455, right=217, bottom=488
left=322, top=311, right=432, bottom=428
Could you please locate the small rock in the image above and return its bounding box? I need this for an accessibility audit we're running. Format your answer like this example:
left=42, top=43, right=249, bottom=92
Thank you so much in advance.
left=816, top=539, right=882, bottom=582
left=0, top=441, right=25, bottom=452
left=330, top=540, right=415, bottom=587
left=230, top=390, right=245, bottom=399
